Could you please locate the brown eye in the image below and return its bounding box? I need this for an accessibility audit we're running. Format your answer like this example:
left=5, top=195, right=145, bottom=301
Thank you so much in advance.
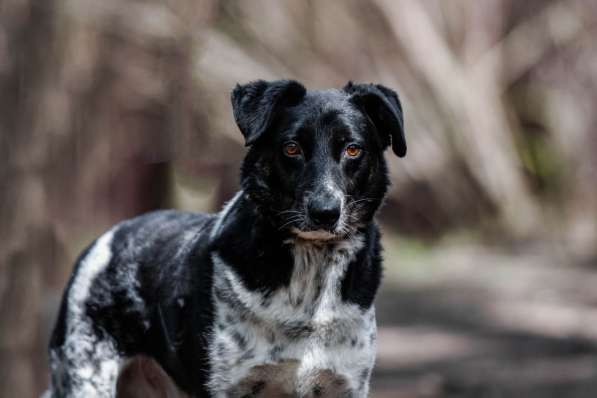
left=284, top=142, right=301, bottom=156
left=345, top=144, right=362, bottom=157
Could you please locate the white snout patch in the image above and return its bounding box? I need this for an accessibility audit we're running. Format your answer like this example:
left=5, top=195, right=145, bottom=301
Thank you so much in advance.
left=324, top=179, right=345, bottom=210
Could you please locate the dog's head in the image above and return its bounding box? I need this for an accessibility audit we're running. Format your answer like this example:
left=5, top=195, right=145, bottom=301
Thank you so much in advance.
left=232, top=79, right=406, bottom=241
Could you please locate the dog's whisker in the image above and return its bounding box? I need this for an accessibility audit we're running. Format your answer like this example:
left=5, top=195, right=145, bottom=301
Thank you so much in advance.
left=276, top=209, right=302, bottom=216
left=278, top=215, right=305, bottom=230
left=347, top=197, right=377, bottom=208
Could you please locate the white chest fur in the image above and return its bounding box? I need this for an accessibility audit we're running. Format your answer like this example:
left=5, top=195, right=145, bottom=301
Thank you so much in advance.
left=208, top=237, right=376, bottom=397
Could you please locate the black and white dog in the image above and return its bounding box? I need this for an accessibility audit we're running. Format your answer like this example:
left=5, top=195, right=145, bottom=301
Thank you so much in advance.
left=46, top=79, right=406, bottom=397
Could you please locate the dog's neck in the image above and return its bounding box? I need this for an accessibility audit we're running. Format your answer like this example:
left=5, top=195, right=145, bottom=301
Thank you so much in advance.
left=210, top=191, right=371, bottom=293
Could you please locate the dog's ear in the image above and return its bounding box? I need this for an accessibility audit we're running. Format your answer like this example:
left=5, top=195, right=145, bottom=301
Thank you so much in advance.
left=231, top=79, right=306, bottom=146
left=344, top=82, right=406, bottom=157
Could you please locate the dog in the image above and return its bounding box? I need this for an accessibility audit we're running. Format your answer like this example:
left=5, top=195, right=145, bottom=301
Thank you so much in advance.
left=46, top=79, right=406, bottom=397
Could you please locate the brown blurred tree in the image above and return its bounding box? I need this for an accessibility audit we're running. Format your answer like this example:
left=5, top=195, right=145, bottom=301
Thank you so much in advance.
left=0, top=0, right=206, bottom=396
left=0, top=1, right=62, bottom=395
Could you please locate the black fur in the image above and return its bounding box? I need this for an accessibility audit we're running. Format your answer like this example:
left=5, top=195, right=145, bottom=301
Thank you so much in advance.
left=344, top=81, right=406, bottom=157
left=47, top=79, right=406, bottom=397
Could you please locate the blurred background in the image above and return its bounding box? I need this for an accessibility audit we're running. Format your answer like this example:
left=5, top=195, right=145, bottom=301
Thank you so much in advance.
left=1, top=0, right=596, bottom=397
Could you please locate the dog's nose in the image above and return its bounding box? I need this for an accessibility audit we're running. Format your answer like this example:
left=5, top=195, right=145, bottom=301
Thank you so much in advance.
left=307, top=200, right=341, bottom=229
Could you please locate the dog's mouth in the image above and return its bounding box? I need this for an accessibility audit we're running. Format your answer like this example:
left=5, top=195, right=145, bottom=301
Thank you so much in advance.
left=278, top=206, right=355, bottom=242
left=289, top=227, right=340, bottom=242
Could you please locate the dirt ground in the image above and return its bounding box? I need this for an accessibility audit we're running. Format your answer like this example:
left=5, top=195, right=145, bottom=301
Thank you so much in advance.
left=370, top=241, right=597, bottom=398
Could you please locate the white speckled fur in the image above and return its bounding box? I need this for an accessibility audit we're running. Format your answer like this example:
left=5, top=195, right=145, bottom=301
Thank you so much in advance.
left=48, top=230, right=124, bottom=397
left=209, top=233, right=376, bottom=397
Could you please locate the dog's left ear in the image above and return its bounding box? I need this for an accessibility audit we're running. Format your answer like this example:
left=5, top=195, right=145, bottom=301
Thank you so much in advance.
left=231, top=79, right=306, bottom=146
left=344, top=82, right=406, bottom=157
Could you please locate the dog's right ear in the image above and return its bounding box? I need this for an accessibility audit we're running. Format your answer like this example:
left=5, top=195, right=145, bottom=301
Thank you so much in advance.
left=231, top=79, right=306, bottom=146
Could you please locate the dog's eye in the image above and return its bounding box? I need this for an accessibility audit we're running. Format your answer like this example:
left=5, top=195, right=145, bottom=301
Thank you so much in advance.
left=284, top=142, right=301, bottom=157
left=345, top=144, right=362, bottom=157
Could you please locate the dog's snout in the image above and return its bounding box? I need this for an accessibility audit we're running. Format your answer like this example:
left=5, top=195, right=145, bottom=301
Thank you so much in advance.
left=307, top=198, right=341, bottom=229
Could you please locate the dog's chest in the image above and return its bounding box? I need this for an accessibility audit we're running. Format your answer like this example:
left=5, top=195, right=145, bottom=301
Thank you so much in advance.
left=208, top=240, right=376, bottom=397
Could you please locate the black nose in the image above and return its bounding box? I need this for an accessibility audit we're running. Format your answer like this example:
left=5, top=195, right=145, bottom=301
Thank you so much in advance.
left=308, top=200, right=341, bottom=229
